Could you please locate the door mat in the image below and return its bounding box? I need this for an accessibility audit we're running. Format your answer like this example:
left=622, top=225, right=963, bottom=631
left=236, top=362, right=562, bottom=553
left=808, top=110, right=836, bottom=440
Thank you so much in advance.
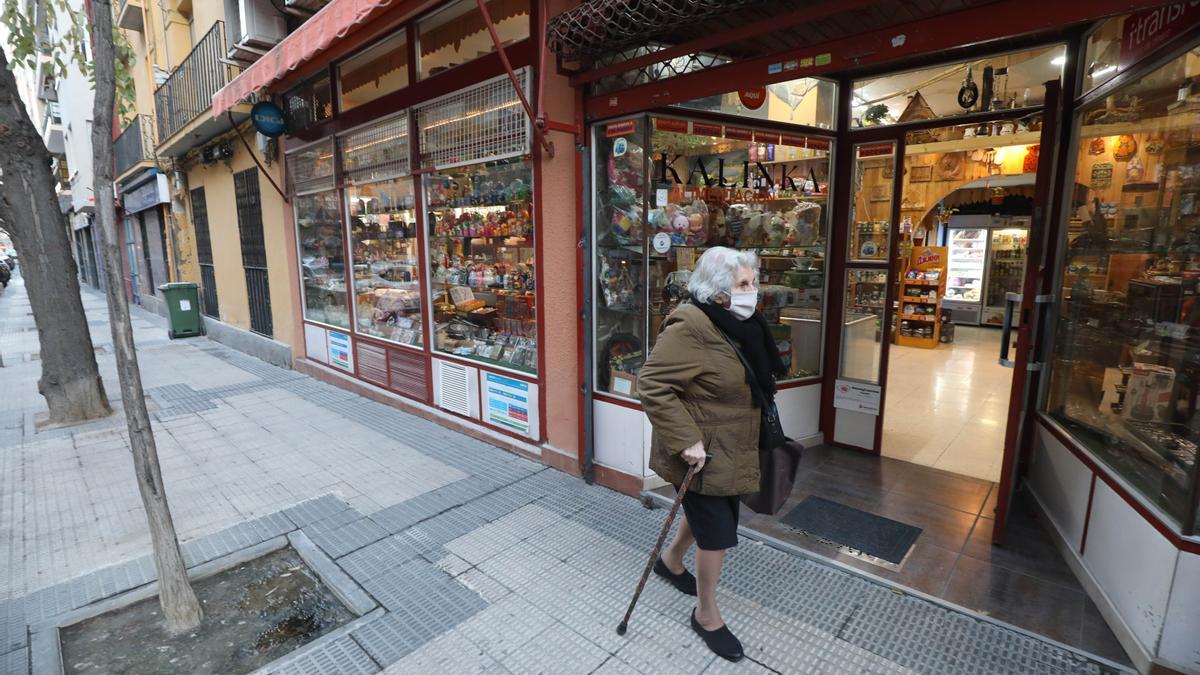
left=780, top=496, right=922, bottom=566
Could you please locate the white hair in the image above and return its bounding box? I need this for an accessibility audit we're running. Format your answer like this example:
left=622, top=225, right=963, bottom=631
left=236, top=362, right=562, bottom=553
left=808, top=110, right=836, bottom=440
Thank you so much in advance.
left=687, top=246, right=759, bottom=304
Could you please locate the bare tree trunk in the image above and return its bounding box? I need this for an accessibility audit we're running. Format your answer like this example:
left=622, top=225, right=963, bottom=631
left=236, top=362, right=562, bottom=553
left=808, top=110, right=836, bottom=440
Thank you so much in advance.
left=0, top=48, right=111, bottom=424
left=90, top=0, right=202, bottom=633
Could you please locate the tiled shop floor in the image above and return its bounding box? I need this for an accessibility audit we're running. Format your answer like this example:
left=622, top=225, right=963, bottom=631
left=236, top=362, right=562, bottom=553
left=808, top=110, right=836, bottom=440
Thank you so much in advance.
left=882, top=326, right=1012, bottom=482
left=0, top=277, right=1130, bottom=673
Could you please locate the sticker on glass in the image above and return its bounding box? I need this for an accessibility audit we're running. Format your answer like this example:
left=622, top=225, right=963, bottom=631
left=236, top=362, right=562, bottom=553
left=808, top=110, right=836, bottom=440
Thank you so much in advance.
left=653, top=232, right=672, bottom=254
left=613, top=137, right=627, bottom=157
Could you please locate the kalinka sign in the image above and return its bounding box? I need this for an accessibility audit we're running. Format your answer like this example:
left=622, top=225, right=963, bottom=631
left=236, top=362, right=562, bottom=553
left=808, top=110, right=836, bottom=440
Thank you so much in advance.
left=654, top=153, right=823, bottom=193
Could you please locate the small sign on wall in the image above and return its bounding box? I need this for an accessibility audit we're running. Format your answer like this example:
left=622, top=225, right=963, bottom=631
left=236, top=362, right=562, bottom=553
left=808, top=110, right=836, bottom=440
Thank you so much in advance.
left=327, top=330, right=353, bottom=371
left=834, top=379, right=881, bottom=415
left=481, top=371, right=539, bottom=440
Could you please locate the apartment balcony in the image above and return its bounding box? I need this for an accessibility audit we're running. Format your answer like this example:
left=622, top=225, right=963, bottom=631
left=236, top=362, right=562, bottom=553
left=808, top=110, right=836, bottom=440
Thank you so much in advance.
left=114, top=115, right=156, bottom=182
left=42, top=102, right=64, bottom=155
left=117, top=0, right=145, bottom=31
left=154, top=21, right=252, bottom=158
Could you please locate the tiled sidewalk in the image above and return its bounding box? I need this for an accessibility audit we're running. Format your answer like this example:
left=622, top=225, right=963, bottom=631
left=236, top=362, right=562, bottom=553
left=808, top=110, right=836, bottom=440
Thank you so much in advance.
left=0, top=277, right=1129, bottom=674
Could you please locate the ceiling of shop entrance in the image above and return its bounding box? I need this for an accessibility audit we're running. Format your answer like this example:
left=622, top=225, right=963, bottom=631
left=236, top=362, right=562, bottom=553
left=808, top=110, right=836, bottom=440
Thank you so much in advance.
left=548, top=0, right=997, bottom=69
left=851, top=45, right=1065, bottom=127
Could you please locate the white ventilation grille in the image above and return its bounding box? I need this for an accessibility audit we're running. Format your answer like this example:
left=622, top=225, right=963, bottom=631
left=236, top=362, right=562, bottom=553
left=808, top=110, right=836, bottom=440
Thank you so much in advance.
left=286, top=138, right=335, bottom=195
left=416, top=69, right=531, bottom=170
left=436, top=361, right=472, bottom=416
left=340, top=112, right=410, bottom=185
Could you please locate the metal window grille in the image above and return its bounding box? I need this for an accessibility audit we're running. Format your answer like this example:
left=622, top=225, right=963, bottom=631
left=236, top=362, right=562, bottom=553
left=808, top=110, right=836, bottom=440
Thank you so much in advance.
left=340, top=113, right=411, bottom=185
left=416, top=69, right=531, bottom=170
left=591, top=50, right=729, bottom=95
left=190, top=187, right=214, bottom=265
left=199, top=263, right=219, bottom=318
left=234, top=169, right=268, bottom=269
left=286, top=138, right=336, bottom=195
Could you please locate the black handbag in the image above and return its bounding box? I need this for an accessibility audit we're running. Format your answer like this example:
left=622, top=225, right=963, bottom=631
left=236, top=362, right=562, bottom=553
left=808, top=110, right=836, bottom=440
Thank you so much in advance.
left=719, top=334, right=803, bottom=515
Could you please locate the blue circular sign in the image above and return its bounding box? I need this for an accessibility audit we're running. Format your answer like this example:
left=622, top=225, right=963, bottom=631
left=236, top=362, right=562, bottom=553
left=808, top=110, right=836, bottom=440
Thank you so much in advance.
left=250, top=101, right=287, bottom=138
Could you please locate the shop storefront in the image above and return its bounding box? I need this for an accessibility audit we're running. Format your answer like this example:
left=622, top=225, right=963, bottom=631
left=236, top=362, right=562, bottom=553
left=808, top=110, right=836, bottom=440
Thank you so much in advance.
left=118, top=170, right=172, bottom=304
left=242, top=0, right=575, bottom=455
left=557, top=1, right=1200, bottom=670
left=72, top=212, right=101, bottom=290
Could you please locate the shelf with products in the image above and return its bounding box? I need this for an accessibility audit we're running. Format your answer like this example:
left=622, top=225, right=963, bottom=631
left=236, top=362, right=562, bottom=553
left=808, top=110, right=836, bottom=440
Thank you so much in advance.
left=298, top=190, right=351, bottom=329
left=348, top=178, right=425, bottom=346
left=425, top=157, right=538, bottom=375
left=850, top=221, right=890, bottom=261
left=897, top=246, right=947, bottom=349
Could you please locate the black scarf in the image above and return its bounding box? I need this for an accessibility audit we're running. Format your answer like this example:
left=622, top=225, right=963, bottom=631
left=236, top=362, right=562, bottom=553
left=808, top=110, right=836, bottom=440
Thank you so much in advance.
left=694, top=300, right=786, bottom=404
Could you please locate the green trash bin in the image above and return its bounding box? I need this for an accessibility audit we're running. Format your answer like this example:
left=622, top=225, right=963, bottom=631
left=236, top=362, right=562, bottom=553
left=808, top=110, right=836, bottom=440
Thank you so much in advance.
left=159, top=282, right=205, bottom=339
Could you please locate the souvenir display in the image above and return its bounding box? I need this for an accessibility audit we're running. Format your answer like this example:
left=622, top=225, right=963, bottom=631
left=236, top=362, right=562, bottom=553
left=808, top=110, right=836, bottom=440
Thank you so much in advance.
left=426, top=158, right=538, bottom=373
left=594, top=116, right=831, bottom=391
left=1112, top=134, right=1138, bottom=161
left=1047, top=50, right=1200, bottom=527
left=348, top=179, right=423, bottom=346
left=297, top=191, right=350, bottom=328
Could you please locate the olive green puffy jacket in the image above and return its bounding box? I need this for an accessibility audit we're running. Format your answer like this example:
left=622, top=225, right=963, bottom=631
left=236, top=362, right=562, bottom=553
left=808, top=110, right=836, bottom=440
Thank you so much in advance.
left=641, top=303, right=761, bottom=496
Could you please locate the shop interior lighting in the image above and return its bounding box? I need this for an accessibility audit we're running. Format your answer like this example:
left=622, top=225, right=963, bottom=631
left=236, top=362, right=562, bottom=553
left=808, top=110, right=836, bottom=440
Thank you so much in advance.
left=422, top=100, right=521, bottom=131
left=1051, top=55, right=1067, bottom=66
left=1091, top=64, right=1117, bottom=77
left=342, top=132, right=410, bottom=155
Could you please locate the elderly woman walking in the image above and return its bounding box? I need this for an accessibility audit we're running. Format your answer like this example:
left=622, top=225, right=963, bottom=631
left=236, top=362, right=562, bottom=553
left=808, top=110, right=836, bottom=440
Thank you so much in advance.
left=638, top=246, right=785, bottom=662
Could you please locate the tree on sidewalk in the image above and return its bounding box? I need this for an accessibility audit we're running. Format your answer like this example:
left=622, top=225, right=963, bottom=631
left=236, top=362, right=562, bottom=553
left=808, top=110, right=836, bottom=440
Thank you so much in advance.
left=0, top=37, right=110, bottom=424
left=4, top=0, right=202, bottom=632
left=90, top=0, right=202, bottom=633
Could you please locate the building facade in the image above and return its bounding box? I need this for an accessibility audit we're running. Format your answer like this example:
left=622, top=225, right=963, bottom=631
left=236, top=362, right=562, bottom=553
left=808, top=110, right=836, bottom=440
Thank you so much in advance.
left=114, top=0, right=296, bottom=365
left=90, top=0, right=1200, bottom=671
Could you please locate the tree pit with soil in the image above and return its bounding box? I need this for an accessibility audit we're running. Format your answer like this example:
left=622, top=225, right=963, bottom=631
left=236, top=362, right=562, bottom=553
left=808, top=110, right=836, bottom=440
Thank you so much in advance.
left=60, top=547, right=355, bottom=674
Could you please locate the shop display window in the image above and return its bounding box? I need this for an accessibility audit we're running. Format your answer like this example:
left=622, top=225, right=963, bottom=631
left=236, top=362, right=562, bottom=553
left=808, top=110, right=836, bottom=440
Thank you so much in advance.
left=595, top=117, right=648, bottom=397
left=339, top=31, right=409, bottom=113
left=1045, top=49, right=1200, bottom=531
left=283, top=72, right=334, bottom=133
left=677, top=77, right=837, bottom=130
left=425, top=158, right=537, bottom=373
left=348, top=180, right=423, bottom=347
left=851, top=45, right=1064, bottom=128
left=418, top=0, right=530, bottom=80
left=296, top=191, right=349, bottom=328
left=849, top=143, right=895, bottom=262
left=594, top=115, right=833, bottom=399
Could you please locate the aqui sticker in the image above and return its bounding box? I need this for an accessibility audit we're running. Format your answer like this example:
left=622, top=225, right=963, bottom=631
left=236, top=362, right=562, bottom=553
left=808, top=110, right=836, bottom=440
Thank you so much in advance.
left=613, top=137, right=627, bottom=157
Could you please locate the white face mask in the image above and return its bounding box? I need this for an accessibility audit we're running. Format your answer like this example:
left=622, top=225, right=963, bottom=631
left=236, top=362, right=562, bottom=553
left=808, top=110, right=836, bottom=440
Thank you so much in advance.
left=728, top=290, right=758, bottom=320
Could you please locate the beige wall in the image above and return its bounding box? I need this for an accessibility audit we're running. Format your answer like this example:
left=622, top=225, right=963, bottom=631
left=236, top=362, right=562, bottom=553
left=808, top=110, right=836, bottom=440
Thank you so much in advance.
left=185, top=132, right=296, bottom=349
left=188, top=1, right=225, bottom=45
left=538, top=0, right=581, bottom=458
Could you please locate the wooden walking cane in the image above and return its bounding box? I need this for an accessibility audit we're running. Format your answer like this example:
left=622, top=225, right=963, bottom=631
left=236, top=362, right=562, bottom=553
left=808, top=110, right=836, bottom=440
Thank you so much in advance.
left=617, top=454, right=711, bottom=636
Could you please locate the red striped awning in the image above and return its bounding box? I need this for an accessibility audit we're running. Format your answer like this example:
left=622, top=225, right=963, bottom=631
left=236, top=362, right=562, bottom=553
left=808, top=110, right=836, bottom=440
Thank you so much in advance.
left=213, top=0, right=407, bottom=116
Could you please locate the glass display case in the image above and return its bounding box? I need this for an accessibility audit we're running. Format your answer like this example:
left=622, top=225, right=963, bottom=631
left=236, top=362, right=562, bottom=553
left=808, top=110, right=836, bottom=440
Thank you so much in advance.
left=296, top=191, right=349, bottom=328
left=348, top=179, right=423, bottom=346
left=593, top=114, right=833, bottom=399
left=425, top=158, right=537, bottom=374
left=1046, top=50, right=1200, bottom=532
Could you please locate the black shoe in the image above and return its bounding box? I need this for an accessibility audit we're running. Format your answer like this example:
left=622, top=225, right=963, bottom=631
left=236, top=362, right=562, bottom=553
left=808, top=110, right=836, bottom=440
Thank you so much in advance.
left=653, top=558, right=697, bottom=596
left=690, top=609, right=744, bottom=662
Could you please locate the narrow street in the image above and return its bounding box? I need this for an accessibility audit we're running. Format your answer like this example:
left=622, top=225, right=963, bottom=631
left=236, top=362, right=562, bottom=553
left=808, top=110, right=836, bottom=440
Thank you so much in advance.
left=0, top=275, right=1128, bottom=673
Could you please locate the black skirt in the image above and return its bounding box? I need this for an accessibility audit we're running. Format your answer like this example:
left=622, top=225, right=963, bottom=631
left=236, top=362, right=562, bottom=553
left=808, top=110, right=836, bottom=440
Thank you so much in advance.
left=677, top=486, right=740, bottom=551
